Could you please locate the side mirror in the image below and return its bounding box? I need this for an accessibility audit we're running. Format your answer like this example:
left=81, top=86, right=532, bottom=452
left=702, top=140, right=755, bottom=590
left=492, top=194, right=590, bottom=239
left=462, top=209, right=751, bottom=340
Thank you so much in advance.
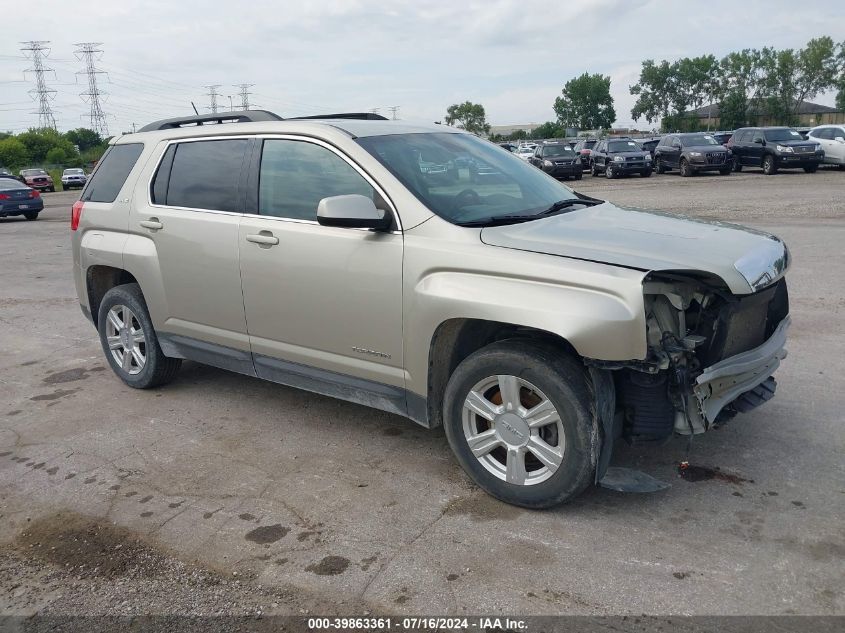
left=753, top=137, right=764, bottom=145
left=317, top=194, right=391, bottom=231
left=836, top=136, right=845, bottom=143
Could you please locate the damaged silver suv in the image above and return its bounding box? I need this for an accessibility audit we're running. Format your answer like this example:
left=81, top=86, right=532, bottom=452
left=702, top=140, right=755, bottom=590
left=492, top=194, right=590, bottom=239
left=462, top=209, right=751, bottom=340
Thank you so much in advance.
left=71, top=111, right=790, bottom=508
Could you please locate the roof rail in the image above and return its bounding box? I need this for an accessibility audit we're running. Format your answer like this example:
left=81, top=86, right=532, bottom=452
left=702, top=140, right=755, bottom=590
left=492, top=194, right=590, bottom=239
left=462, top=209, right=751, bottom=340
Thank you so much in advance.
left=138, top=110, right=284, bottom=132
left=289, top=113, right=388, bottom=121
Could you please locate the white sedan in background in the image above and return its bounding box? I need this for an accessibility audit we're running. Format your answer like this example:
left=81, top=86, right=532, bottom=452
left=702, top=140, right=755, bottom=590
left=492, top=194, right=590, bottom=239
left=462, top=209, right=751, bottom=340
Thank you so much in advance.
left=807, top=125, right=845, bottom=167
left=515, top=146, right=536, bottom=161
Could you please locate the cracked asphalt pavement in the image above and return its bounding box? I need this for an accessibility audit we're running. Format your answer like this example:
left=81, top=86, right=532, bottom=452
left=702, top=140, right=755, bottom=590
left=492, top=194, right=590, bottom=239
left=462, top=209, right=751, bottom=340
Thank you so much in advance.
left=1, top=169, right=843, bottom=618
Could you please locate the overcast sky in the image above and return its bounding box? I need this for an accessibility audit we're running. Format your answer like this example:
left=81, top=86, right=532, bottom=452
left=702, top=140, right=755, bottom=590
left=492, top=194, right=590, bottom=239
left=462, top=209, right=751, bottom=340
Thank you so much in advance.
left=1, top=0, right=843, bottom=135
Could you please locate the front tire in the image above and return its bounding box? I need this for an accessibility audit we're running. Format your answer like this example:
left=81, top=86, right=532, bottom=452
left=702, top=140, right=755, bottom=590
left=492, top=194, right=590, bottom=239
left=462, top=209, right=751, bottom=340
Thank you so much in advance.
left=679, top=159, right=693, bottom=177
left=803, top=164, right=818, bottom=173
left=641, top=169, right=652, bottom=177
left=762, top=154, right=777, bottom=175
left=573, top=171, right=582, bottom=181
left=719, top=167, right=732, bottom=176
left=97, top=283, right=181, bottom=389
left=443, top=341, right=597, bottom=509
left=605, top=165, right=615, bottom=179
left=655, top=159, right=666, bottom=174
left=733, top=160, right=743, bottom=172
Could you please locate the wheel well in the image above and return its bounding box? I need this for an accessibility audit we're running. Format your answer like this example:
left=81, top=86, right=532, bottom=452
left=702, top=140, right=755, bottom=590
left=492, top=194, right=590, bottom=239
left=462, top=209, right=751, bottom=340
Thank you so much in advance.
left=426, top=319, right=577, bottom=428
left=86, top=266, right=138, bottom=326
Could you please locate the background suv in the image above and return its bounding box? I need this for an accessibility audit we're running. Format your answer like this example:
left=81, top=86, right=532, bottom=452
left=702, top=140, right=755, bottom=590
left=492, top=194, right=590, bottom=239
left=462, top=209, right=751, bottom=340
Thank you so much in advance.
left=19, top=168, right=55, bottom=192
left=589, top=138, right=652, bottom=178
left=654, top=133, right=732, bottom=177
left=572, top=138, right=597, bottom=171
left=71, top=110, right=790, bottom=509
left=529, top=142, right=582, bottom=180
left=807, top=125, right=845, bottom=168
left=729, top=127, right=823, bottom=175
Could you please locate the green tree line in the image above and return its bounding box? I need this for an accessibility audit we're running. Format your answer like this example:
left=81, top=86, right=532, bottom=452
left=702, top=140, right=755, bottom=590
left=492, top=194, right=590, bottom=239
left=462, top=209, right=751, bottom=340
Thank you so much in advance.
left=631, top=36, right=845, bottom=131
left=0, top=127, right=109, bottom=172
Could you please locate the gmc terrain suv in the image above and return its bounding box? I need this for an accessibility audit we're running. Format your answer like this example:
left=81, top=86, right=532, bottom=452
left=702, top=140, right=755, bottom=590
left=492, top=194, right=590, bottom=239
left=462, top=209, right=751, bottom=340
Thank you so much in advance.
left=654, top=133, right=732, bottom=177
left=729, top=127, right=823, bottom=174
left=72, top=110, right=791, bottom=508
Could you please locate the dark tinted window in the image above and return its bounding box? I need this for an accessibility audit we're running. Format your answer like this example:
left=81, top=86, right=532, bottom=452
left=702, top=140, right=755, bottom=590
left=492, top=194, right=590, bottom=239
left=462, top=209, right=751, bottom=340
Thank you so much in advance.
left=151, top=144, right=176, bottom=204
left=81, top=143, right=144, bottom=203
left=166, top=139, right=248, bottom=212
left=734, top=130, right=748, bottom=142
left=258, top=139, right=375, bottom=220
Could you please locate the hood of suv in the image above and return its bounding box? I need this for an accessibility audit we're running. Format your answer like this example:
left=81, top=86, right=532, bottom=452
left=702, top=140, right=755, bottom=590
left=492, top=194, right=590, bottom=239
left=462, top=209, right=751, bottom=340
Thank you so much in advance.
left=480, top=202, right=787, bottom=294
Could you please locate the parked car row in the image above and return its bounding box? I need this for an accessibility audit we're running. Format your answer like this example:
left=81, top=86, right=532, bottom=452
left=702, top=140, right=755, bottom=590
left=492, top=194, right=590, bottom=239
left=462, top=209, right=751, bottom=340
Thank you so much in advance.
left=0, top=168, right=89, bottom=193
left=516, top=124, right=842, bottom=180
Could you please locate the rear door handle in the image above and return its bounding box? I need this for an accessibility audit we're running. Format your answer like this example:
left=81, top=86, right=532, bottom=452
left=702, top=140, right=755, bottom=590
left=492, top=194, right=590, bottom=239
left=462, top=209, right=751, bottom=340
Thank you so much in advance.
left=139, top=218, right=163, bottom=230
left=245, top=232, right=279, bottom=246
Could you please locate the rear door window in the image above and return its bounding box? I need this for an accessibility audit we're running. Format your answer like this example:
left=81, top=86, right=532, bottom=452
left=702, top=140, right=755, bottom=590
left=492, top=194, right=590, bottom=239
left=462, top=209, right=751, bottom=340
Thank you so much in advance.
left=81, top=143, right=144, bottom=203
left=164, top=139, right=249, bottom=212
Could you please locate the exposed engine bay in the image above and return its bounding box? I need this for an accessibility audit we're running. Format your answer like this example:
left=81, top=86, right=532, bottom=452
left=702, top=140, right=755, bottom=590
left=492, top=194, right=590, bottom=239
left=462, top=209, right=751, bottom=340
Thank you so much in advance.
left=594, top=273, right=790, bottom=444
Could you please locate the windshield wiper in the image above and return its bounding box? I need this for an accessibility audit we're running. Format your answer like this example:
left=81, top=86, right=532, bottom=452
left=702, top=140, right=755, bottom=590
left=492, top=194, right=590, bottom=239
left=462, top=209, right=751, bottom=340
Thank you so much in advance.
left=455, top=198, right=602, bottom=227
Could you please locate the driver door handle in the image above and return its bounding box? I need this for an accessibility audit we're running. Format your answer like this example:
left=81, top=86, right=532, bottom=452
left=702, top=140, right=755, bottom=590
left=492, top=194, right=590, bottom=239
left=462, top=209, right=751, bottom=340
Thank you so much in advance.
left=246, top=232, right=279, bottom=246
left=139, top=218, right=163, bottom=230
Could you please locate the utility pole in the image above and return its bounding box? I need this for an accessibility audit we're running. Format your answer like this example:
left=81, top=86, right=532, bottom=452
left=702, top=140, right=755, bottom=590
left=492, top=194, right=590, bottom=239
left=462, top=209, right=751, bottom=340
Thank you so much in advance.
left=20, top=41, right=57, bottom=130
left=388, top=106, right=400, bottom=120
left=205, top=84, right=222, bottom=114
left=235, top=84, right=254, bottom=110
left=369, top=108, right=380, bottom=115
left=74, top=42, right=110, bottom=136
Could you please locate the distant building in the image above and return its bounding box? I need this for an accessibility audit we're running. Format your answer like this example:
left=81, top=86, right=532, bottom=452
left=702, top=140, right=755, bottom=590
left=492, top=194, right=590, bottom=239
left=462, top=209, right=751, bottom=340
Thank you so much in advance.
left=689, top=101, right=845, bottom=128
left=488, top=123, right=542, bottom=137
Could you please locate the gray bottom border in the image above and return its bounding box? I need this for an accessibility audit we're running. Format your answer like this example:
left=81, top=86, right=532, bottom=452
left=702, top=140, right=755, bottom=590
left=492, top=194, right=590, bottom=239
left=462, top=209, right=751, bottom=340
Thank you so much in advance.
left=0, top=615, right=841, bottom=633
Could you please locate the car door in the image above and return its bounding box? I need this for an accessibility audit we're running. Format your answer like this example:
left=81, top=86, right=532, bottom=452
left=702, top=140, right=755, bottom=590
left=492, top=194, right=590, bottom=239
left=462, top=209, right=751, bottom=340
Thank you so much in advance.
left=666, top=136, right=682, bottom=168
left=832, top=128, right=845, bottom=163
left=530, top=147, right=542, bottom=168
left=238, top=136, right=406, bottom=405
left=131, top=137, right=254, bottom=370
left=750, top=130, right=765, bottom=166
left=593, top=141, right=606, bottom=169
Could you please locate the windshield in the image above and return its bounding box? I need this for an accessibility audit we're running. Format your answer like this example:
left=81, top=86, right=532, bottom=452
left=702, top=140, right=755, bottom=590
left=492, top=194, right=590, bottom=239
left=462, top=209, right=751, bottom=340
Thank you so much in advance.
left=607, top=140, right=640, bottom=152
left=764, top=128, right=803, bottom=142
left=64, top=168, right=84, bottom=175
left=21, top=169, right=46, bottom=176
left=681, top=134, right=719, bottom=146
left=544, top=145, right=576, bottom=157
left=357, top=133, right=583, bottom=225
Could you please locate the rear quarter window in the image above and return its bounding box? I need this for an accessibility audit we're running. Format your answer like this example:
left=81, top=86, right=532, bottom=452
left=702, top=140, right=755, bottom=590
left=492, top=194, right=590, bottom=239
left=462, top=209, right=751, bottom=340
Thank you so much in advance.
left=82, top=143, right=144, bottom=203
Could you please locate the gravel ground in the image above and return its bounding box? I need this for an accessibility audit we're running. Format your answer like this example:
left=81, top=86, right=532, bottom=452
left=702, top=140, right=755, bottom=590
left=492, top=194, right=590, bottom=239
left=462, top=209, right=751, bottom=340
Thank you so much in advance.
left=1, top=169, right=843, bottom=627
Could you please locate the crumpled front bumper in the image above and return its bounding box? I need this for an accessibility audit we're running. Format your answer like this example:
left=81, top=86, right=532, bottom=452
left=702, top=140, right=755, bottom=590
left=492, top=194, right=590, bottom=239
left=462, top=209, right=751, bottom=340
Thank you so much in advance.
left=694, top=316, right=790, bottom=422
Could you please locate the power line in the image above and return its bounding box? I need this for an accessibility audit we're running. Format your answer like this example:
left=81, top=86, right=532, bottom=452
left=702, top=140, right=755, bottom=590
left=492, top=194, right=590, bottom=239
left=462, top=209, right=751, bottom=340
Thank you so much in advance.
left=235, top=83, right=254, bottom=110
left=20, top=41, right=57, bottom=129
left=204, top=84, right=222, bottom=113
left=74, top=42, right=110, bottom=136
left=388, top=106, right=400, bottom=120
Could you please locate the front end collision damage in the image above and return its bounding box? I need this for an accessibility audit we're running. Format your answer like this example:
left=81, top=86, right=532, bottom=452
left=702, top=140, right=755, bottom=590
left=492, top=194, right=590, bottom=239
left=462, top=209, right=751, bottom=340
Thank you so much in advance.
left=588, top=270, right=790, bottom=484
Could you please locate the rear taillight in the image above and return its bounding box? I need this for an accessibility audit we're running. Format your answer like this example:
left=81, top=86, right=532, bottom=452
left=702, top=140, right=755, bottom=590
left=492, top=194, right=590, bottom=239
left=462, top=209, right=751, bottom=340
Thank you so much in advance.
left=0, top=194, right=9, bottom=200
left=29, top=190, right=40, bottom=199
left=71, top=200, right=84, bottom=231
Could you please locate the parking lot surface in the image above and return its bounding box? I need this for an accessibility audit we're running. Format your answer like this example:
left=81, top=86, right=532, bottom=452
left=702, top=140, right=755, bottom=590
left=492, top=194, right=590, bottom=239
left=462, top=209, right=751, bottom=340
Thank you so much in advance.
left=1, top=170, right=843, bottom=617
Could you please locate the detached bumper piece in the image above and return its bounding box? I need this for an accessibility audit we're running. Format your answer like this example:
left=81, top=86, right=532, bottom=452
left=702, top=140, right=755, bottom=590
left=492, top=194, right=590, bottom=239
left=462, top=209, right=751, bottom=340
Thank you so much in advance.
left=694, top=316, right=790, bottom=423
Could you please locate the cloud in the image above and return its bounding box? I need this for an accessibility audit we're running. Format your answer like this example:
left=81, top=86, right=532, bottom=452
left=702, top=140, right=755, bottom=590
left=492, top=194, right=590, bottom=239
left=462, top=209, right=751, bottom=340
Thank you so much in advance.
left=1, top=0, right=843, bottom=133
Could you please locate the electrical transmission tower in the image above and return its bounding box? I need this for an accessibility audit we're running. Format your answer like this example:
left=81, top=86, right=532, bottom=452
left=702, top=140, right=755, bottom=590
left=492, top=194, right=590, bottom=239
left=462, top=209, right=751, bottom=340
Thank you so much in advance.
left=205, top=85, right=222, bottom=113
left=388, top=106, right=400, bottom=120
left=20, top=41, right=57, bottom=129
left=235, top=84, right=254, bottom=110
left=369, top=108, right=380, bottom=115
left=74, top=42, right=110, bottom=136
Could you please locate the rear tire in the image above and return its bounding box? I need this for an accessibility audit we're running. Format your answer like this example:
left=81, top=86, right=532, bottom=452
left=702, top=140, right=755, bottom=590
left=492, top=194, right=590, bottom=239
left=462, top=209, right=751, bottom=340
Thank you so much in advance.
left=762, top=154, right=777, bottom=175
left=443, top=341, right=597, bottom=509
left=97, top=283, right=181, bottom=389
left=23, top=212, right=38, bottom=220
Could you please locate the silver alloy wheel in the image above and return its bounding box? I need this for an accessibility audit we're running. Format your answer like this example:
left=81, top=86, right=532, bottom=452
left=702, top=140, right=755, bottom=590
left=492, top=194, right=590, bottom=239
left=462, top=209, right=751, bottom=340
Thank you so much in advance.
left=105, top=304, right=146, bottom=375
left=462, top=375, right=565, bottom=486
